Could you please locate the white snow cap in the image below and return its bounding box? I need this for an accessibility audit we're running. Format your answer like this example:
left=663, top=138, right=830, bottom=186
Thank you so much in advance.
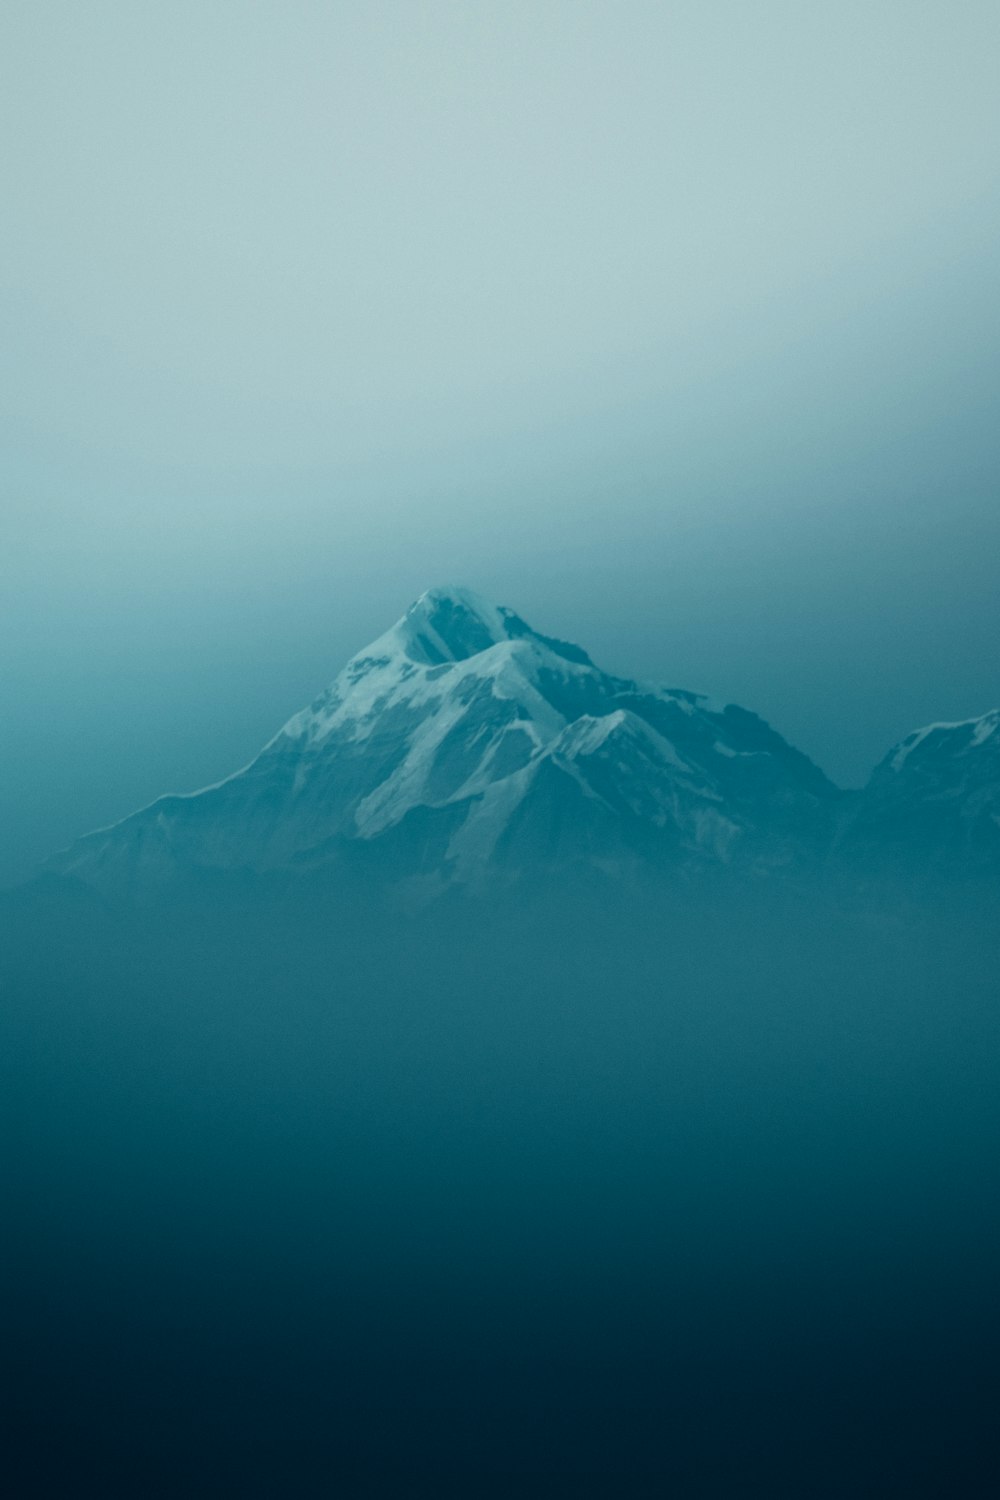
left=889, top=708, right=1000, bottom=772
left=396, top=586, right=519, bottom=664
left=386, top=585, right=596, bottom=671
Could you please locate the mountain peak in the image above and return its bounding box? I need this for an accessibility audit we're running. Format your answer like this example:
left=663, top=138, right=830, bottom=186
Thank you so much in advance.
left=397, top=586, right=521, bottom=664
left=880, top=708, right=1000, bottom=776
left=381, top=586, right=594, bottom=670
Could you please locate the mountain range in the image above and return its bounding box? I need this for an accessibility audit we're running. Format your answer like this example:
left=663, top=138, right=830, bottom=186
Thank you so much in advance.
left=47, top=587, right=1000, bottom=899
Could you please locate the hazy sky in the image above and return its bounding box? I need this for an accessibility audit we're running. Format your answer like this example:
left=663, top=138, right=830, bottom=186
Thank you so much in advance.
left=2, top=1, right=999, bottom=882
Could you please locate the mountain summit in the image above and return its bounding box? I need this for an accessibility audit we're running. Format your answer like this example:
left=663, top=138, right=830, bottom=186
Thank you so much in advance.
left=373, top=586, right=595, bottom=668
left=843, top=709, right=1000, bottom=870
left=49, top=587, right=841, bottom=896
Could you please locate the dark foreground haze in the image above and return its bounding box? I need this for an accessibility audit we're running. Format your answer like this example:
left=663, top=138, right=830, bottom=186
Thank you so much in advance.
left=3, top=873, right=998, bottom=1496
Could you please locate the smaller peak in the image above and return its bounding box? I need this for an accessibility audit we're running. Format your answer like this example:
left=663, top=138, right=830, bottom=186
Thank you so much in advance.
left=884, top=708, right=1000, bottom=774
left=557, top=710, right=629, bottom=754
left=555, top=709, right=661, bottom=759
left=554, top=709, right=696, bottom=776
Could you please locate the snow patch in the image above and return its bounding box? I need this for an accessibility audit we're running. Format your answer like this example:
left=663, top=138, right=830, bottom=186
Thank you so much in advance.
left=890, top=710, right=1000, bottom=772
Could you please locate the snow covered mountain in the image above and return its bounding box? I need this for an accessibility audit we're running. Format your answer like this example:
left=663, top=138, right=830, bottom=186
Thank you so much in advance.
left=49, top=587, right=841, bottom=896
left=842, top=709, right=1000, bottom=870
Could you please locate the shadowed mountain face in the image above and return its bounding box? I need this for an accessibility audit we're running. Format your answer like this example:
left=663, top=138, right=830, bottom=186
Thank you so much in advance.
left=46, top=587, right=997, bottom=898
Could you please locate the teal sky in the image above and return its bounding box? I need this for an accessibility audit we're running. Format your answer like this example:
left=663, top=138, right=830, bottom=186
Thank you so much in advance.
left=2, top=1, right=999, bottom=882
